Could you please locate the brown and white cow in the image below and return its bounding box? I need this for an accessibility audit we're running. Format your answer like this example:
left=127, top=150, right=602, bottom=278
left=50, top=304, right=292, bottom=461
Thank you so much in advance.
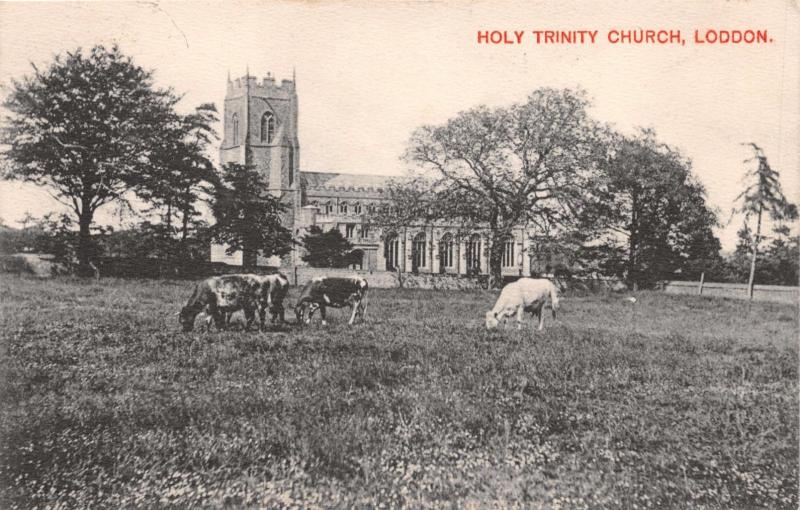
left=178, top=273, right=289, bottom=332
left=294, top=276, right=368, bottom=326
left=255, top=273, right=290, bottom=328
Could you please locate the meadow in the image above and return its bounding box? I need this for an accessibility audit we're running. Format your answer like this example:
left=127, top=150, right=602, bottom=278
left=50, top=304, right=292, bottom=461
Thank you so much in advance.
left=0, top=275, right=797, bottom=509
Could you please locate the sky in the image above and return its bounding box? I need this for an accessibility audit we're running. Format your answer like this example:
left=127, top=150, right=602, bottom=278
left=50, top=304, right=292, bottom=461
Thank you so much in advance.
left=0, top=0, right=797, bottom=251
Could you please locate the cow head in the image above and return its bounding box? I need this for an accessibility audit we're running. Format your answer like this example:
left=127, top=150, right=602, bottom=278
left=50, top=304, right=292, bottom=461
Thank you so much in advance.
left=179, top=306, right=197, bottom=332
left=485, top=311, right=500, bottom=330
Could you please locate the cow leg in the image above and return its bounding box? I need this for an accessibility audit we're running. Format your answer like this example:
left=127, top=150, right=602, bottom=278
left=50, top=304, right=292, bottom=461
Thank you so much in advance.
left=259, top=305, right=267, bottom=331
left=348, top=300, right=359, bottom=325
left=516, top=306, right=524, bottom=330
left=319, top=305, right=327, bottom=326
left=359, top=294, right=368, bottom=323
left=537, top=305, right=545, bottom=331
left=244, top=307, right=256, bottom=331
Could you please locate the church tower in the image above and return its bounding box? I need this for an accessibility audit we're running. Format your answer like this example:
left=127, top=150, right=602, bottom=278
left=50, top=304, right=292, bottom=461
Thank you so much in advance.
left=219, top=70, right=301, bottom=266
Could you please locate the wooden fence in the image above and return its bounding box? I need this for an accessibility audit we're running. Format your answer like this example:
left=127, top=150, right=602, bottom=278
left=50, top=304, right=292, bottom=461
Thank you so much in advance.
left=663, top=280, right=798, bottom=304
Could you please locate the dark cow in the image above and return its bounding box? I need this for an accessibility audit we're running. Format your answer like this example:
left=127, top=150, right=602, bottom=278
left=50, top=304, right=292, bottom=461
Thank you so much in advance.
left=178, top=273, right=289, bottom=332
left=294, top=276, right=368, bottom=326
left=256, top=273, right=290, bottom=328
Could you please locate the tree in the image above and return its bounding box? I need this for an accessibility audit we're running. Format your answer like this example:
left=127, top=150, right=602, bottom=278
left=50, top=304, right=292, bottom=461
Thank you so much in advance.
left=734, top=143, right=798, bottom=298
left=136, top=103, right=219, bottom=248
left=209, top=163, right=294, bottom=269
left=1, top=45, right=179, bottom=275
left=587, top=129, right=722, bottom=288
left=400, top=88, right=608, bottom=287
left=300, top=226, right=358, bottom=268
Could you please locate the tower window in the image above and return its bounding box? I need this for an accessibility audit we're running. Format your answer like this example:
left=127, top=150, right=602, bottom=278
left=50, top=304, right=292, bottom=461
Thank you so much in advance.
left=346, top=224, right=355, bottom=239
left=339, top=202, right=348, bottom=214
left=260, top=112, right=275, bottom=143
left=353, top=203, right=362, bottom=214
left=324, top=202, right=333, bottom=215
left=231, top=113, right=239, bottom=145
left=361, top=225, right=369, bottom=239
left=288, top=147, right=294, bottom=186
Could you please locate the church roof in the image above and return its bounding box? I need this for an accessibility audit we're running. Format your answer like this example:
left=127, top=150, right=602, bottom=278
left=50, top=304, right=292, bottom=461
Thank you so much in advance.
left=300, top=171, right=402, bottom=192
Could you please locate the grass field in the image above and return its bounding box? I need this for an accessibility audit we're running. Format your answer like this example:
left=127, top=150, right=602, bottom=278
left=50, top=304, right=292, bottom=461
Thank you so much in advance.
left=0, top=276, right=797, bottom=509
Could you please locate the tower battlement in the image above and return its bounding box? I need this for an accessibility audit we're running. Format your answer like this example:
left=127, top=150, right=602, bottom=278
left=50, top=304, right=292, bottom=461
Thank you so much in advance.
left=227, top=72, right=295, bottom=98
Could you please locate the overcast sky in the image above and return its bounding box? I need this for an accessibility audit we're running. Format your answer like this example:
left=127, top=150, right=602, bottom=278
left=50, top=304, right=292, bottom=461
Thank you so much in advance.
left=1, top=0, right=797, bottom=250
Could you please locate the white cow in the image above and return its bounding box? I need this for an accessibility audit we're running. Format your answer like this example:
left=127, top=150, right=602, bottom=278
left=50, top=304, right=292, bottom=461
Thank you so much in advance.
left=485, top=278, right=560, bottom=331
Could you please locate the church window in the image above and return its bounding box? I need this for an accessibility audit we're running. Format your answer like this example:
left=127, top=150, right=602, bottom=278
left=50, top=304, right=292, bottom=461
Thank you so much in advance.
left=260, top=112, right=275, bottom=143
left=231, top=113, right=239, bottom=145
left=346, top=224, right=356, bottom=239
left=440, top=233, right=454, bottom=269
left=385, top=233, right=400, bottom=271
left=353, top=203, right=362, bottom=214
left=467, top=234, right=481, bottom=273
left=339, top=202, right=348, bottom=214
left=412, top=232, right=426, bottom=271
left=502, top=237, right=516, bottom=267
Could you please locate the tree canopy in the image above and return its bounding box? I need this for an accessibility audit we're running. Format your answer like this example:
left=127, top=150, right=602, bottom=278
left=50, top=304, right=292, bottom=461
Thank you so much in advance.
left=398, top=88, right=609, bottom=287
left=209, top=163, right=294, bottom=269
left=585, top=129, right=722, bottom=287
left=1, top=45, right=180, bottom=274
left=300, top=226, right=359, bottom=268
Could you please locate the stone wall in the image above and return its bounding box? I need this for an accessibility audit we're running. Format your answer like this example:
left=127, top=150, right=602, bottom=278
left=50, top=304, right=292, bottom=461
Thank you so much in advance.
left=288, top=267, right=490, bottom=290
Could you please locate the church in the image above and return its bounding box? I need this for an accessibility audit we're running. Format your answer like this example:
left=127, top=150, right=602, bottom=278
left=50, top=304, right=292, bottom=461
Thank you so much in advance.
left=210, top=71, right=546, bottom=276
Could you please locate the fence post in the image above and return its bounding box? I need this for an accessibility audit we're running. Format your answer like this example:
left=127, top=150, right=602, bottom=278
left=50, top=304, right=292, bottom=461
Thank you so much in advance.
left=698, top=272, right=705, bottom=295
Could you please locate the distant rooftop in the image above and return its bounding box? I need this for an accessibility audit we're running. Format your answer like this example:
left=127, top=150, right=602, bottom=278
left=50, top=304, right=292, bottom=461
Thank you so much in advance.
left=300, top=171, right=404, bottom=191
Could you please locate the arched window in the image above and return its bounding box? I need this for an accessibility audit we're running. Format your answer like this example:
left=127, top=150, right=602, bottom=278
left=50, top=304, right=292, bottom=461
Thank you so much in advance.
left=353, top=203, right=362, bottom=214
left=231, top=113, right=239, bottom=145
left=324, top=202, right=333, bottom=215
left=412, top=232, right=426, bottom=272
left=385, top=233, right=400, bottom=271
left=260, top=112, right=275, bottom=143
left=439, top=233, right=454, bottom=271
left=339, top=202, right=348, bottom=214
left=467, top=234, right=481, bottom=273
left=367, top=204, right=376, bottom=214
left=502, top=237, right=516, bottom=267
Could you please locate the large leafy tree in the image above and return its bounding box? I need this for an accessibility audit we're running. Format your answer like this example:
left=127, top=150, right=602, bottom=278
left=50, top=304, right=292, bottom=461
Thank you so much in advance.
left=209, top=163, right=294, bottom=269
left=300, top=226, right=358, bottom=268
left=1, top=45, right=179, bottom=275
left=400, top=88, right=608, bottom=287
left=734, top=143, right=797, bottom=298
left=588, top=129, right=722, bottom=288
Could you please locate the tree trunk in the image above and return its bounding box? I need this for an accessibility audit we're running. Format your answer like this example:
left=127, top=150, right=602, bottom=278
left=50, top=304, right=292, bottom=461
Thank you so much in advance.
left=76, top=207, right=94, bottom=277
left=488, top=231, right=505, bottom=289
left=242, top=241, right=258, bottom=271
left=747, top=203, right=763, bottom=300
left=628, top=195, right=638, bottom=291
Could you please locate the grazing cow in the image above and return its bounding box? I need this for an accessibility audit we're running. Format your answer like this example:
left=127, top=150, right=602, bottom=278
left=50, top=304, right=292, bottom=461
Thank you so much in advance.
left=178, top=275, right=262, bottom=332
left=294, top=276, right=368, bottom=326
left=255, top=273, right=290, bottom=328
left=485, top=278, right=560, bottom=331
